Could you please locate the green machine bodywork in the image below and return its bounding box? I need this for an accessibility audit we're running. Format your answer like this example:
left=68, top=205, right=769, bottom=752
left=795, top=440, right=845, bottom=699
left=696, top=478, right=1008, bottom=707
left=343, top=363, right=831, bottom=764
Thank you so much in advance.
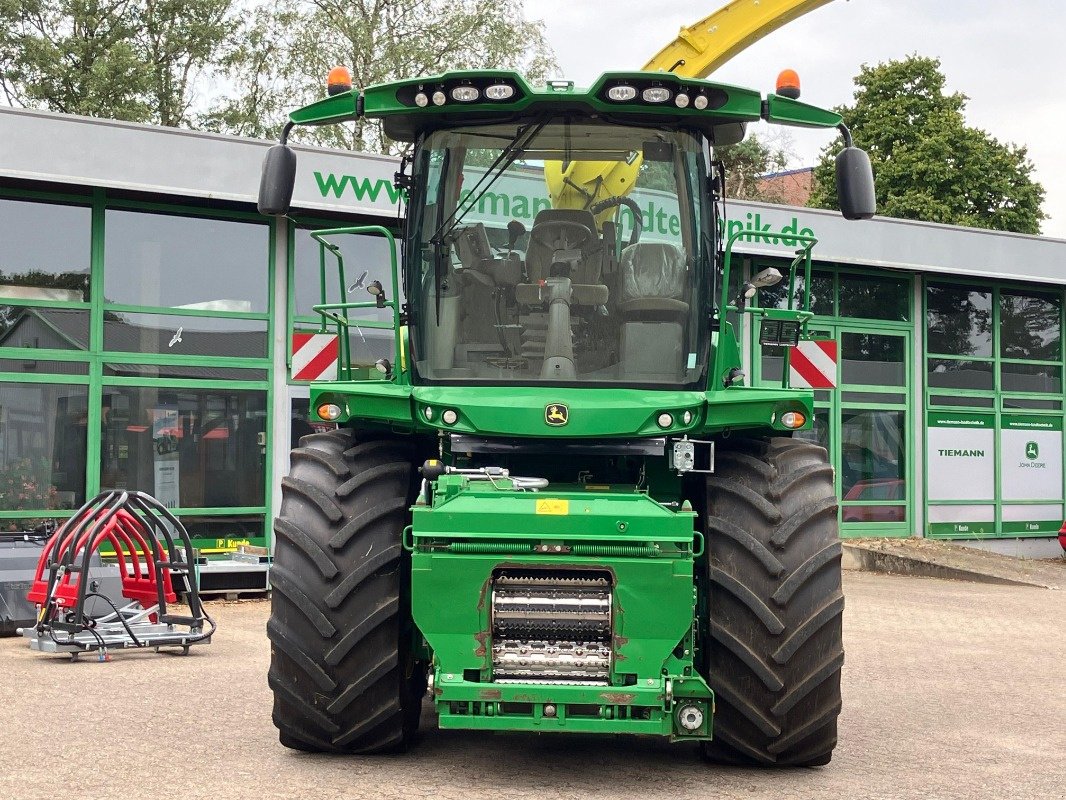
left=260, top=69, right=873, bottom=750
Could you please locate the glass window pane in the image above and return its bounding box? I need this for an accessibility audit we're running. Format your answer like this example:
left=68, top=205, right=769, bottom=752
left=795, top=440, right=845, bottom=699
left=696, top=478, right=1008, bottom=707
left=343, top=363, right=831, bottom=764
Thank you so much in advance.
left=0, top=198, right=91, bottom=302
left=0, top=306, right=89, bottom=351
left=1000, top=362, right=1061, bottom=394
left=0, top=383, right=88, bottom=510
left=104, top=210, right=269, bottom=312
left=100, top=387, right=266, bottom=508
left=841, top=333, right=905, bottom=386
left=103, top=312, right=267, bottom=358
left=758, top=269, right=833, bottom=316
left=1002, top=396, right=1062, bottom=410
left=839, top=274, right=908, bottom=321
left=839, top=407, right=905, bottom=503
left=1000, top=291, right=1060, bottom=360
left=294, top=228, right=397, bottom=323
left=102, top=363, right=267, bottom=380
left=841, top=391, right=906, bottom=404
left=926, top=283, right=992, bottom=357
left=0, top=359, right=89, bottom=376
left=842, top=504, right=906, bottom=523
left=927, top=358, right=994, bottom=391
left=929, top=394, right=994, bottom=408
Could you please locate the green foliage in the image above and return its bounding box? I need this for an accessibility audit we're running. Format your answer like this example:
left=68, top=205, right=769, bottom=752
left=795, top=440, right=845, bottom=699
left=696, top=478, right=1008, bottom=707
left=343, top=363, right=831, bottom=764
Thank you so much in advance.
left=203, top=0, right=558, bottom=152
left=809, top=55, right=1045, bottom=234
left=0, top=0, right=236, bottom=126
left=638, top=135, right=789, bottom=200
left=717, top=135, right=789, bottom=201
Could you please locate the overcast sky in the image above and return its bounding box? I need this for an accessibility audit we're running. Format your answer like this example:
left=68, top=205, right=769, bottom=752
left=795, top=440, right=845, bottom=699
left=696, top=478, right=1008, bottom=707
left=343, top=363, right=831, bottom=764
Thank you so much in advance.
left=527, top=0, right=1066, bottom=238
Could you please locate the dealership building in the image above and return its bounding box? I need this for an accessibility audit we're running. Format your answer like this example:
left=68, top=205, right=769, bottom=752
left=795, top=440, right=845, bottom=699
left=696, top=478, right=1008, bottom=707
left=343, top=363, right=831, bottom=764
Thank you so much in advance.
left=1, top=105, right=1064, bottom=570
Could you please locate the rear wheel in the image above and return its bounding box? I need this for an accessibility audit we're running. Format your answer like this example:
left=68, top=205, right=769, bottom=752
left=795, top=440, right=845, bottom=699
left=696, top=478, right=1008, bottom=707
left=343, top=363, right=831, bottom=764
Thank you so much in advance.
left=698, top=437, right=844, bottom=767
left=267, top=430, right=425, bottom=753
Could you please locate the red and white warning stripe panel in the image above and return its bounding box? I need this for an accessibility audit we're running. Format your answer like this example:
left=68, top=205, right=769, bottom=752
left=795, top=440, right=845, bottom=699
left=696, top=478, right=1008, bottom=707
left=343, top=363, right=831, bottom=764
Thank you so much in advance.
left=789, top=339, right=837, bottom=389
left=292, top=332, right=339, bottom=381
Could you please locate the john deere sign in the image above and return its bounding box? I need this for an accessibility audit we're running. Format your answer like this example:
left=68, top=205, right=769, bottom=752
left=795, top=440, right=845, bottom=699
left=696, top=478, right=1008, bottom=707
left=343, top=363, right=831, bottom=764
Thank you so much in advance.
left=1000, top=415, right=1063, bottom=534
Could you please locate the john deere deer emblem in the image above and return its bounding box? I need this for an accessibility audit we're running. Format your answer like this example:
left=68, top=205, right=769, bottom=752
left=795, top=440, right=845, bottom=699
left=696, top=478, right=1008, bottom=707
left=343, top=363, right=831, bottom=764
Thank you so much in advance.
left=1026, top=441, right=1039, bottom=460
left=545, top=403, right=569, bottom=426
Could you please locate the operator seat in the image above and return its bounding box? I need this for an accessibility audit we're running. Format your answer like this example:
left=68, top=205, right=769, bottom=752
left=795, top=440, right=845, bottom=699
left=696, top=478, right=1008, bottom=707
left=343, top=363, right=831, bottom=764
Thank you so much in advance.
left=525, top=209, right=603, bottom=284
left=617, top=242, right=689, bottom=380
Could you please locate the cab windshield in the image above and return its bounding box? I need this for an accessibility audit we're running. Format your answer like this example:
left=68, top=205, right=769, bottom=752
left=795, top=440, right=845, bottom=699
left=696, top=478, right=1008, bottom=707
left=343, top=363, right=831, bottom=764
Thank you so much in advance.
left=407, top=119, right=712, bottom=388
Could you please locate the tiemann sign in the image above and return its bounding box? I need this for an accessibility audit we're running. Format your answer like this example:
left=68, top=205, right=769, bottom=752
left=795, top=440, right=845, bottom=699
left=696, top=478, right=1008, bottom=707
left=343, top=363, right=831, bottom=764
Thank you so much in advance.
left=926, top=412, right=996, bottom=536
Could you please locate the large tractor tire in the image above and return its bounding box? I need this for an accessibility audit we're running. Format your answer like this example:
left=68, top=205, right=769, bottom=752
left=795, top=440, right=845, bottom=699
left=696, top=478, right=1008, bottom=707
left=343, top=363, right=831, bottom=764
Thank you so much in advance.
left=267, top=430, right=426, bottom=754
left=699, top=437, right=844, bottom=767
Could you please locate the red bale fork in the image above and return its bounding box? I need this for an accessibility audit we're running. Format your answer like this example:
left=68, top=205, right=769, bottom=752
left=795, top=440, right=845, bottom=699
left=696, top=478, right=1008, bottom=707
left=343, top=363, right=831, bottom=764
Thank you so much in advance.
left=21, top=490, right=214, bottom=660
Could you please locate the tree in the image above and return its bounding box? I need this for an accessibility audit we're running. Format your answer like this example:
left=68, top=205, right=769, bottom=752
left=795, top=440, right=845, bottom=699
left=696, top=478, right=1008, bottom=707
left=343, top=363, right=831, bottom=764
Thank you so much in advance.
left=808, top=55, right=1045, bottom=234
left=0, top=0, right=237, bottom=126
left=717, top=135, right=790, bottom=201
left=205, top=0, right=557, bottom=152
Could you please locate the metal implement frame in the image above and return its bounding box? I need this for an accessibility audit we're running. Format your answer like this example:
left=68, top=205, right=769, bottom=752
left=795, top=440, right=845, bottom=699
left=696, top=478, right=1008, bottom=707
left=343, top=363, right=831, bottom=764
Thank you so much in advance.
left=22, top=490, right=215, bottom=659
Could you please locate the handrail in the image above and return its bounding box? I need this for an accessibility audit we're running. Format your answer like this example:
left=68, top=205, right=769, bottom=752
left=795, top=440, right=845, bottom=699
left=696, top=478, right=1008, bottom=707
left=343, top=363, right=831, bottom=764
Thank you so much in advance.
left=716, top=229, right=817, bottom=390
left=309, top=225, right=401, bottom=381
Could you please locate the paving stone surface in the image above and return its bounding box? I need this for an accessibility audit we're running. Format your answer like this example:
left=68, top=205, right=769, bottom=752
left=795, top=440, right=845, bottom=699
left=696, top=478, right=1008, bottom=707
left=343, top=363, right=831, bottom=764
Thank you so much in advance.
left=0, top=572, right=1063, bottom=800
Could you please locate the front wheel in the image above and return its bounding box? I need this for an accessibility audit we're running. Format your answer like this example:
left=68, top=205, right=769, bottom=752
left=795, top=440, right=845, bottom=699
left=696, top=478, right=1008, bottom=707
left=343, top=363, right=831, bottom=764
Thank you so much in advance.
left=267, top=430, right=425, bottom=754
left=697, top=437, right=844, bottom=767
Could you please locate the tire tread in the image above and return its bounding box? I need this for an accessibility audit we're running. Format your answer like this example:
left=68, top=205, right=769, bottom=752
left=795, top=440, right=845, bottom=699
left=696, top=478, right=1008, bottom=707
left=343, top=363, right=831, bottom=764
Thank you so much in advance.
left=700, top=436, right=845, bottom=768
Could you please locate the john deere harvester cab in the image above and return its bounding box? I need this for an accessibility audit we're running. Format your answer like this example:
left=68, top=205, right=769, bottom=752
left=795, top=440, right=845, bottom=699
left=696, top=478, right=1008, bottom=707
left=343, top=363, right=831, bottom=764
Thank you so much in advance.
left=258, top=68, right=874, bottom=765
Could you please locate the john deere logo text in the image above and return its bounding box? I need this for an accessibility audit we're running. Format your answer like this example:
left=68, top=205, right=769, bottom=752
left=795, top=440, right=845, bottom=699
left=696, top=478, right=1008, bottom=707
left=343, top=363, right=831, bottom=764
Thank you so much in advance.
left=1026, top=441, right=1039, bottom=460
left=545, top=404, right=568, bottom=426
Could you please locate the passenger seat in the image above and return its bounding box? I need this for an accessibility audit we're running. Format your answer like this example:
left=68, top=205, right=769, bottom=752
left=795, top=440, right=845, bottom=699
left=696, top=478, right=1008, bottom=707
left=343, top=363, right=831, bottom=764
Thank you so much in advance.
left=617, top=242, right=688, bottom=380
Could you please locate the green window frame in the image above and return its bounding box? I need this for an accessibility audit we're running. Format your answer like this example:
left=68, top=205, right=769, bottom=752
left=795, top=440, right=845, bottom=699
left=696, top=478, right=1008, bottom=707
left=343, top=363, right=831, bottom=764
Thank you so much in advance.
left=923, top=276, right=1066, bottom=539
left=751, top=259, right=915, bottom=539
left=0, top=187, right=277, bottom=550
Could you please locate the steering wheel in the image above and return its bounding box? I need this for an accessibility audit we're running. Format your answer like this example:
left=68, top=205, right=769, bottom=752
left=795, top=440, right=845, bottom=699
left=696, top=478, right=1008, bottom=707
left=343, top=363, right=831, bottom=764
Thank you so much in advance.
left=530, top=221, right=595, bottom=252
left=590, top=196, right=644, bottom=247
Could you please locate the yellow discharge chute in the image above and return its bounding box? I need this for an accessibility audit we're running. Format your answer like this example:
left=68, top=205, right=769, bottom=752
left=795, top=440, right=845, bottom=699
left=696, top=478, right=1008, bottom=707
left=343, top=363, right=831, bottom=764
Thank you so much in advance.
left=545, top=0, right=834, bottom=223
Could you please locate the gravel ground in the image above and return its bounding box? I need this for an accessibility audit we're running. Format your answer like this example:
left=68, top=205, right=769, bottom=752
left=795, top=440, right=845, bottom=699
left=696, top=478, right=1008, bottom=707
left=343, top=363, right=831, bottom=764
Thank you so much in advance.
left=1, top=572, right=1063, bottom=800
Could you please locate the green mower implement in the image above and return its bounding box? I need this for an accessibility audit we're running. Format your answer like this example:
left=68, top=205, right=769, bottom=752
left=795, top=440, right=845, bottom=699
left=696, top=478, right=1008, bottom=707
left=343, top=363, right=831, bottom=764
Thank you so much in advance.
left=258, top=67, right=874, bottom=766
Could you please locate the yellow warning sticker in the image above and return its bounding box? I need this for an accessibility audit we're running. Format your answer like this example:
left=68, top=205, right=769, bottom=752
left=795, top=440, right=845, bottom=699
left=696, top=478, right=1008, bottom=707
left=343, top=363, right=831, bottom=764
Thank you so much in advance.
left=535, top=498, right=570, bottom=515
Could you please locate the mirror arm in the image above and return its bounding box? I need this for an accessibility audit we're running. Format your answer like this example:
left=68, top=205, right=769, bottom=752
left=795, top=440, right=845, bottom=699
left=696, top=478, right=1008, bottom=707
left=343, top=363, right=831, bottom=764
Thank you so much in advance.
left=279, top=120, right=295, bottom=145
left=837, top=123, right=853, bottom=148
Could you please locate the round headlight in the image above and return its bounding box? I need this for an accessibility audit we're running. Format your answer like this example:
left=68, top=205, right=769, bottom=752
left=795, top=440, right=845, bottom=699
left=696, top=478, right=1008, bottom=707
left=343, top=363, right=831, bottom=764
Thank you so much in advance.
left=607, top=85, right=637, bottom=102
left=442, top=409, right=458, bottom=425
left=674, top=92, right=690, bottom=108
left=642, top=87, right=671, bottom=103
left=693, top=94, right=709, bottom=110
left=317, top=403, right=342, bottom=421
left=484, top=83, right=515, bottom=100
left=431, top=91, right=446, bottom=106
left=414, top=92, right=428, bottom=107
left=657, top=412, right=674, bottom=429
left=451, top=86, right=480, bottom=103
